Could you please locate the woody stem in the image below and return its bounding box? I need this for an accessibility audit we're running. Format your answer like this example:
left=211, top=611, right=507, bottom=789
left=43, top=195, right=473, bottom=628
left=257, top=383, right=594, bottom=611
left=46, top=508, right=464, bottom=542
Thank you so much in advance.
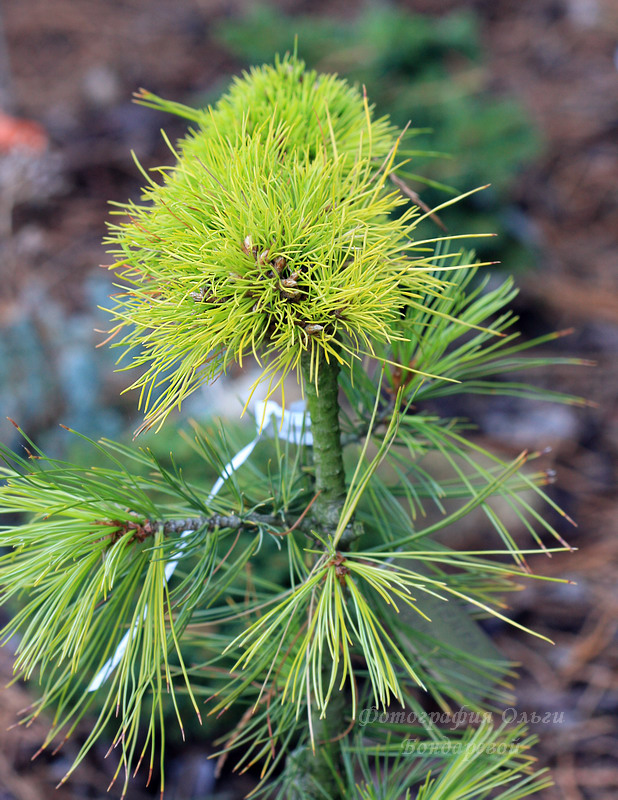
left=289, top=349, right=348, bottom=800
left=300, top=350, right=347, bottom=531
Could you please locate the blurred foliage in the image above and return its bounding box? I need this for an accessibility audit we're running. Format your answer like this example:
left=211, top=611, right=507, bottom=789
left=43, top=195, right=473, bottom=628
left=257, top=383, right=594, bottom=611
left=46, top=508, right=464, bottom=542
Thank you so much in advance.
left=215, top=4, right=543, bottom=268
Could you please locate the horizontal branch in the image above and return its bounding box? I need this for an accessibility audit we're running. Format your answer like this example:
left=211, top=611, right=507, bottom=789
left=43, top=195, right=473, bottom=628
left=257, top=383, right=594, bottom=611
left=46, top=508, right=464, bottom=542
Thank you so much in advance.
left=97, top=511, right=287, bottom=546
left=162, top=512, right=281, bottom=536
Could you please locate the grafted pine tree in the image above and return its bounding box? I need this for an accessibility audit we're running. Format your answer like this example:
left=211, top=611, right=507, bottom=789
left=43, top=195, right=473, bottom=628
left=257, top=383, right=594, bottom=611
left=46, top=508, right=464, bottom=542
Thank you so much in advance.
left=0, top=55, right=587, bottom=799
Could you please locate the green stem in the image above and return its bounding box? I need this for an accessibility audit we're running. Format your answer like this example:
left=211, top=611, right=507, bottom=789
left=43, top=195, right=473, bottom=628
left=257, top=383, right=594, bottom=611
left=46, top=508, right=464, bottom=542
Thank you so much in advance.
left=290, top=350, right=347, bottom=800
left=301, top=350, right=347, bottom=531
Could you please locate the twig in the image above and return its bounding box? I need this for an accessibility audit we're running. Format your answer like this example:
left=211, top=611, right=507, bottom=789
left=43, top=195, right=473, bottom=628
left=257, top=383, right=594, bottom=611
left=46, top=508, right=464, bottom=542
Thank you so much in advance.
left=268, top=490, right=321, bottom=537
left=390, top=173, right=447, bottom=231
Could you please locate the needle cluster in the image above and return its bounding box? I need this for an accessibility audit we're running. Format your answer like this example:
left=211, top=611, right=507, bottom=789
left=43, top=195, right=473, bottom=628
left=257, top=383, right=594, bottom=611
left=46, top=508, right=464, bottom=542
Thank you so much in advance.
left=105, top=55, right=446, bottom=432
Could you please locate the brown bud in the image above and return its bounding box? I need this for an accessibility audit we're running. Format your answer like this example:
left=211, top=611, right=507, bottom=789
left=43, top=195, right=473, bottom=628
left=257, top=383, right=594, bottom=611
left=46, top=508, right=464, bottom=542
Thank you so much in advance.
left=242, top=235, right=253, bottom=256
left=280, top=277, right=298, bottom=288
left=304, top=324, right=323, bottom=334
left=272, top=256, right=287, bottom=274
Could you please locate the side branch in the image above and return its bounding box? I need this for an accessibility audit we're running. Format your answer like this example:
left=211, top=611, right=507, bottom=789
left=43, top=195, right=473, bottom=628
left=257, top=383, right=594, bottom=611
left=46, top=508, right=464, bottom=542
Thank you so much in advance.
left=98, top=512, right=288, bottom=545
left=162, top=513, right=279, bottom=535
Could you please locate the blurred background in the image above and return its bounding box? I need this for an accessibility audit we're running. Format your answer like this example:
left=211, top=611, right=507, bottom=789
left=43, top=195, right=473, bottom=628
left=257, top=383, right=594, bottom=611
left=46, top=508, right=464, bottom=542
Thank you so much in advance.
left=0, top=0, right=616, bottom=798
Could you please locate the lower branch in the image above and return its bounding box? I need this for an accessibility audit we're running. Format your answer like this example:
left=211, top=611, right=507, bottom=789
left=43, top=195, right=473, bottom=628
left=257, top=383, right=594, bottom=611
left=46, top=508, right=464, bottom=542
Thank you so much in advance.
left=162, top=513, right=278, bottom=535
left=98, top=512, right=286, bottom=545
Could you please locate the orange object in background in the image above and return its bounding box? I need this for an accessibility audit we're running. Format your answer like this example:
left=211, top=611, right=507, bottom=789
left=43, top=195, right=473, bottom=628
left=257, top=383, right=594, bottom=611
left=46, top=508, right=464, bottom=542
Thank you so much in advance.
left=0, top=110, right=47, bottom=152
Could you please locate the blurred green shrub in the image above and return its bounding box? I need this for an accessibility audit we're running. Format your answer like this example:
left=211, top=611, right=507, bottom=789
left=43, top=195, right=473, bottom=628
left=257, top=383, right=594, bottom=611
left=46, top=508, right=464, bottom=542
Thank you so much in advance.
left=215, top=5, right=542, bottom=267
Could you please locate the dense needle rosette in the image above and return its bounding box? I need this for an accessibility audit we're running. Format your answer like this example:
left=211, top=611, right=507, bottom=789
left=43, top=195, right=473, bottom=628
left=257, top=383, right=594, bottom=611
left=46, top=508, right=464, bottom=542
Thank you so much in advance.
left=105, top=55, right=445, bottom=431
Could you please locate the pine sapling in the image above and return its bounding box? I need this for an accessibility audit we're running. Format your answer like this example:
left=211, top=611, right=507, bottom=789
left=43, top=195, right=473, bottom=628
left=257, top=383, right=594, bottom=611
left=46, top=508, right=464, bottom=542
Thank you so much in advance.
left=0, top=54, right=588, bottom=799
